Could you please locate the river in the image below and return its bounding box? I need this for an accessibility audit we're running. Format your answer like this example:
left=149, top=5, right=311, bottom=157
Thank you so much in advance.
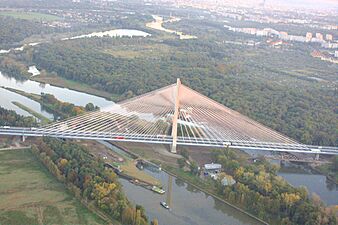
left=0, top=72, right=337, bottom=224
left=120, top=167, right=263, bottom=225
left=0, top=72, right=113, bottom=112
left=278, top=165, right=338, bottom=206
left=0, top=29, right=151, bottom=55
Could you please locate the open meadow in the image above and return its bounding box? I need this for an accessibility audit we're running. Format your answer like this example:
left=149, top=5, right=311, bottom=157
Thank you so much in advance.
left=0, top=148, right=106, bottom=225
left=0, top=11, right=60, bottom=21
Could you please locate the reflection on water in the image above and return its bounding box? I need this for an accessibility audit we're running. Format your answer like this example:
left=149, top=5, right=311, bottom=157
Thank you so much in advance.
left=0, top=72, right=114, bottom=108
left=120, top=166, right=263, bottom=225
left=278, top=166, right=338, bottom=206
left=166, top=175, right=173, bottom=207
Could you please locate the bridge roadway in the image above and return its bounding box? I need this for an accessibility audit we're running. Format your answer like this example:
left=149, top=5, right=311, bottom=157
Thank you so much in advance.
left=0, top=127, right=337, bottom=155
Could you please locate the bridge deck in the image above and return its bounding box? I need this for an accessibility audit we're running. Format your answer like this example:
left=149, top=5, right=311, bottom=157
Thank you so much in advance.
left=0, top=128, right=337, bottom=155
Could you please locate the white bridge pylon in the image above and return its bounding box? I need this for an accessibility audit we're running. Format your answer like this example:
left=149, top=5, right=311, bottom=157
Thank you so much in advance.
left=0, top=78, right=337, bottom=155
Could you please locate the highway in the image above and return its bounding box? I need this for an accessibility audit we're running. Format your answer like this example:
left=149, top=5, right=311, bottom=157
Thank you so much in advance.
left=0, top=127, right=337, bottom=155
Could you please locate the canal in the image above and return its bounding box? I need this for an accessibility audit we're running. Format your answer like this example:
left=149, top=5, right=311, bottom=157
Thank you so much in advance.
left=120, top=166, right=263, bottom=225
left=0, top=71, right=337, bottom=224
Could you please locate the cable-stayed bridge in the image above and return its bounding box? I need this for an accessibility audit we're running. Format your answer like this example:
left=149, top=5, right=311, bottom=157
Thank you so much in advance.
left=0, top=79, right=337, bottom=155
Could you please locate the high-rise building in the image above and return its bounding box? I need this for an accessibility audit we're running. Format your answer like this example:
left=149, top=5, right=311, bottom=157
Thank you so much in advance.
left=306, top=32, right=312, bottom=42
left=326, top=34, right=333, bottom=41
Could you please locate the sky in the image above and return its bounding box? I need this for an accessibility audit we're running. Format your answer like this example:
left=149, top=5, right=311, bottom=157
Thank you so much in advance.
left=266, top=0, right=338, bottom=9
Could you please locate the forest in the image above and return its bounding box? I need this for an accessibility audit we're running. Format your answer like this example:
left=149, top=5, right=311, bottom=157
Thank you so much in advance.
left=0, top=106, right=37, bottom=127
left=0, top=56, right=30, bottom=79
left=29, top=36, right=337, bottom=146
left=0, top=16, right=56, bottom=49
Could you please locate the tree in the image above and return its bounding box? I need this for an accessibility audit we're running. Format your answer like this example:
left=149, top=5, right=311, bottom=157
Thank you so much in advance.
left=151, top=219, right=159, bottom=225
left=333, top=156, right=338, bottom=171
left=189, top=161, right=199, bottom=175
left=180, top=149, right=189, bottom=159
left=85, top=103, right=95, bottom=111
left=58, top=158, right=68, bottom=171
left=122, top=207, right=134, bottom=225
left=177, top=158, right=186, bottom=168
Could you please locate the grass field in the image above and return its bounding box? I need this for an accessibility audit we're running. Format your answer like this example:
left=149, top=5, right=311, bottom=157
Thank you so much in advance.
left=0, top=11, right=60, bottom=21
left=0, top=149, right=107, bottom=225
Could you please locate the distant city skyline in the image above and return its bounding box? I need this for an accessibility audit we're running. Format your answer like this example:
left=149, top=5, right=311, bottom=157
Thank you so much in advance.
left=188, top=0, right=338, bottom=9
left=269, top=0, right=338, bottom=8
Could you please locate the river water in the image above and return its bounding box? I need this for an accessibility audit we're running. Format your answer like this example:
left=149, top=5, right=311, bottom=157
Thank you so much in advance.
left=120, top=167, right=263, bottom=225
left=0, top=72, right=113, bottom=113
left=278, top=165, right=338, bottom=206
left=0, top=29, right=151, bottom=55
left=0, top=72, right=337, bottom=224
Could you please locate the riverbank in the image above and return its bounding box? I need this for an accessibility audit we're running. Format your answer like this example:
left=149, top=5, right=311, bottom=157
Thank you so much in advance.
left=31, top=74, right=113, bottom=100
left=146, top=15, right=197, bottom=40
left=12, top=101, right=50, bottom=124
left=310, top=163, right=338, bottom=184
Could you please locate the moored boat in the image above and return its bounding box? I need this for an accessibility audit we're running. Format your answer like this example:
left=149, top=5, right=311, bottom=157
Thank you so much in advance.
left=151, top=186, right=165, bottom=194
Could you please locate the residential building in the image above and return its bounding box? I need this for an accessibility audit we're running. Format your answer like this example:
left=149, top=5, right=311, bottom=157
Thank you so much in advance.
left=306, top=32, right=312, bottom=42
left=326, top=34, right=333, bottom=41
left=316, top=33, right=324, bottom=40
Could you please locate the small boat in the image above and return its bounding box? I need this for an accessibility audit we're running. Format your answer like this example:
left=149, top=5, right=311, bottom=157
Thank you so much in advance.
left=152, top=186, right=165, bottom=194
left=160, top=201, right=170, bottom=209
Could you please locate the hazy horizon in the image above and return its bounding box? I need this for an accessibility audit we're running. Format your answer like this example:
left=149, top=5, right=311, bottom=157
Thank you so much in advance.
left=268, top=0, right=338, bottom=9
